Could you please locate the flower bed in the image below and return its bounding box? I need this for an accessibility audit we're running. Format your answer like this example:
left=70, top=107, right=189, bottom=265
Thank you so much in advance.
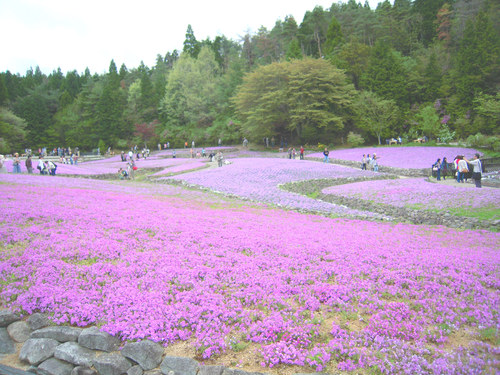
left=168, top=158, right=382, bottom=217
left=322, top=178, right=500, bottom=214
left=307, top=146, right=481, bottom=169
left=0, top=175, right=499, bottom=374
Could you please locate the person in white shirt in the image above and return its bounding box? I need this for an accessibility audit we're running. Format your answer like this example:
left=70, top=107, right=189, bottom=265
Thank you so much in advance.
left=464, top=153, right=482, bottom=188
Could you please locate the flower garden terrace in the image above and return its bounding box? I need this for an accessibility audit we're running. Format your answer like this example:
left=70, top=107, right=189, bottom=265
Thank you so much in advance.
left=0, top=145, right=499, bottom=374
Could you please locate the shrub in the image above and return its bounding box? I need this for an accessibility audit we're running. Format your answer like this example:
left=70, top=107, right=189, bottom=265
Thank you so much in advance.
left=347, top=132, right=365, bottom=147
left=466, top=133, right=500, bottom=150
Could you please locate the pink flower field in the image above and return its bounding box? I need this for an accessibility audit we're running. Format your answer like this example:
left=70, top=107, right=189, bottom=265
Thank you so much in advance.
left=322, top=178, right=500, bottom=216
left=167, top=157, right=382, bottom=217
left=307, top=146, right=481, bottom=169
left=1, top=166, right=499, bottom=374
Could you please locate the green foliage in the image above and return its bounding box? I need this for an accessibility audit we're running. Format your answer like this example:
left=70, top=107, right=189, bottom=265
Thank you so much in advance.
left=0, top=74, right=8, bottom=105
left=466, top=133, right=500, bottom=152
left=160, top=46, right=223, bottom=144
left=97, top=139, right=106, bottom=153
left=479, top=327, right=499, bottom=345
left=286, top=39, right=302, bottom=61
left=355, top=91, right=398, bottom=145
left=232, top=58, right=355, bottom=144
left=1, top=1, right=498, bottom=150
left=183, top=25, right=201, bottom=58
left=347, top=131, right=365, bottom=147
left=360, top=41, right=409, bottom=107
left=415, top=105, right=440, bottom=139
left=324, top=16, right=343, bottom=57
left=0, top=108, right=27, bottom=153
left=437, top=124, right=455, bottom=144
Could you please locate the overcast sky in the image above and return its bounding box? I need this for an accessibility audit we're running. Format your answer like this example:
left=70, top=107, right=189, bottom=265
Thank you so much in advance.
left=0, top=0, right=389, bottom=76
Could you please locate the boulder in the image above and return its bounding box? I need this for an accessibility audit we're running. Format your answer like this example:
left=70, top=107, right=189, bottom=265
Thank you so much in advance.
left=78, top=327, right=119, bottom=352
left=71, top=366, right=98, bottom=375
left=37, top=358, right=74, bottom=375
left=27, top=313, right=51, bottom=331
left=0, top=310, right=20, bottom=327
left=127, top=366, right=143, bottom=375
left=93, top=353, right=132, bottom=375
left=0, top=328, right=15, bottom=354
left=198, top=365, right=225, bottom=375
left=19, top=338, right=59, bottom=365
left=160, top=356, right=199, bottom=375
left=7, top=320, right=31, bottom=342
left=121, top=340, right=164, bottom=370
left=31, top=326, right=82, bottom=342
left=54, top=342, right=97, bottom=367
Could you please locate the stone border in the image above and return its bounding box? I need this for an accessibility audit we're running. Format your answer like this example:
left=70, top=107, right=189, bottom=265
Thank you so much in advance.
left=281, top=177, right=499, bottom=231
left=0, top=311, right=334, bottom=375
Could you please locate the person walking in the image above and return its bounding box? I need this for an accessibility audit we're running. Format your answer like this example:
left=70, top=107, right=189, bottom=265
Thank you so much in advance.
left=361, top=154, right=367, bottom=170
left=300, top=146, right=304, bottom=160
left=323, top=148, right=329, bottom=163
left=464, top=153, right=483, bottom=188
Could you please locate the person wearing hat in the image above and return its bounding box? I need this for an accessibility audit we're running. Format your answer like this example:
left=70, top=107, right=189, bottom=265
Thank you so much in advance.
left=464, top=153, right=483, bottom=188
left=12, top=153, right=21, bottom=173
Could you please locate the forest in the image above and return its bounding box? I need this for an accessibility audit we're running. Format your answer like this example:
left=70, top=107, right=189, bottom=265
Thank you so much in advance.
left=0, top=0, right=499, bottom=154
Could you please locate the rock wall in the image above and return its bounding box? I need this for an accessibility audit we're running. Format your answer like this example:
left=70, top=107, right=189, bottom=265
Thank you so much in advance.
left=0, top=311, right=333, bottom=375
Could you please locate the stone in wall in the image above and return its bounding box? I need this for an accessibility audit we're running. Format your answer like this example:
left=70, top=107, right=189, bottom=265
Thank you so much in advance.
left=19, top=338, right=59, bottom=365
left=0, top=310, right=20, bottom=327
left=54, top=342, right=97, bottom=367
left=160, top=356, right=199, bottom=375
left=31, top=326, right=83, bottom=342
left=0, top=328, right=16, bottom=354
left=7, top=321, right=31, bottom=342
left=78, top=327, right=120, bottom=352
left=27, top=313, right=51, bottom=331
left=38, top=357, right=74, bottom=375
left=92, top=353, right=132, bottom=375
left=121, top=340, right=163, bottom=370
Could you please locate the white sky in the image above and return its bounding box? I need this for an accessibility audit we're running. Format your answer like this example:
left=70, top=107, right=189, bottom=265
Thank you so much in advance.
left=0, top=0, right=388, bottom=76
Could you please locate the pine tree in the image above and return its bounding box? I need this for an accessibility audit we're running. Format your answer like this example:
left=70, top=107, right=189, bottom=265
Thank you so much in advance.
left=0, top=74, right=8, bottom=106
left=183, top=25, right=201, bottom=58
left=324, top=16, right=343, bottom=57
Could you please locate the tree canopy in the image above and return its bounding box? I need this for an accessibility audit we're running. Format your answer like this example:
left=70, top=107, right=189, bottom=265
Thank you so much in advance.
left=0, top=0, right=499, bottom=153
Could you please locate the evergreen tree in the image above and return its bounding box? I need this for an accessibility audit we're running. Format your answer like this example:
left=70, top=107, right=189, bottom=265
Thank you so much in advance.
left=453, top=10, right=500, bottom=108
left=360, top=40, right=409, bottom=107
left=286, top=39, right=303, bottom=60
left=183, top=25, right=201, bottom=58
left=413, top=0, right=447, bottom=46
left=0, top=74, right=8, bottom=105
left=324, top=15, right=343, bottom=57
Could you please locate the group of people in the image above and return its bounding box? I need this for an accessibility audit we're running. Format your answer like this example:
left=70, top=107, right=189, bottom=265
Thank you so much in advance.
left=433, top=153, right=483, bottom=188
left=361, top=153, right=380, bottom=172
left=0, top=154, right=57, bottom=175
left=36, top=156, right=57, bottom=175
left=287, top=146, right=305, bottom=160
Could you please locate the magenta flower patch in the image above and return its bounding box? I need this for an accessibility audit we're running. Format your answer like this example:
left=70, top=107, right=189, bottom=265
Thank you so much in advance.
left=307, top=146, right=481, bottom=169
left=0, top=173, right=499, bottom=374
